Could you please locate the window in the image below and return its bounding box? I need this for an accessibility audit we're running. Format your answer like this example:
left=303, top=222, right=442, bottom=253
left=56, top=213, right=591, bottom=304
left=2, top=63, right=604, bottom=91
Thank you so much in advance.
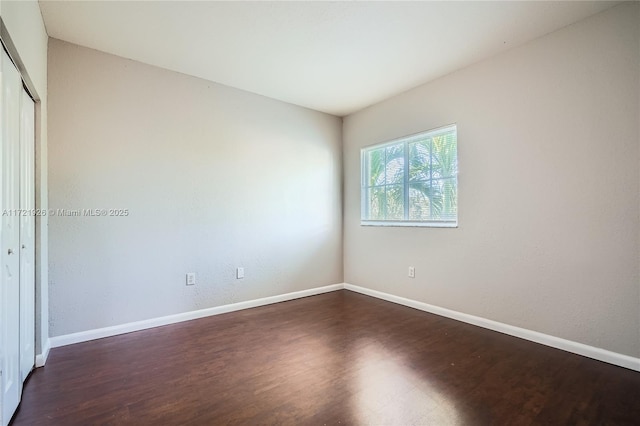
left=361, top=124, right=458, bottom=227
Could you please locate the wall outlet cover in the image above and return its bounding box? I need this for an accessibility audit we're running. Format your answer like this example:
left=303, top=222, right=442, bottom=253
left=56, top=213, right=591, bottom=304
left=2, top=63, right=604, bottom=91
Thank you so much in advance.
left=186, top=272, right=196, bottom=286
left=408, top=267, right=415, bottom=278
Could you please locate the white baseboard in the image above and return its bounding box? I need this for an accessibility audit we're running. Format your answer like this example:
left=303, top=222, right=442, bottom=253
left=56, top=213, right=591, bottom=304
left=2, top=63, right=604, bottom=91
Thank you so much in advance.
left=35, top=338, right=51, bottom=367
left=344, top=283, right=640, bottom=372
left=50, top=283, right=344, bottom=349
left=45, top=282, right=639, bottom=373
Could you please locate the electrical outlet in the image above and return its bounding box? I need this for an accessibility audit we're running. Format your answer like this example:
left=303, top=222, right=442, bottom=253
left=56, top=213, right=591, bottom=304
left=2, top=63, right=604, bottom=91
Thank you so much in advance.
left=408, top=266, right=415, bottom=278
left=237, top=267, right=245, bottom=279
left=186, top=272, right=196, bottom=286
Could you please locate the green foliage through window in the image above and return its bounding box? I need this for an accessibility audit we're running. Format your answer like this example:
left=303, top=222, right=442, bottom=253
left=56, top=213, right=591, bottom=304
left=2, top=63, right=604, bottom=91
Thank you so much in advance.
left=361, top=125, right=458, bottom=226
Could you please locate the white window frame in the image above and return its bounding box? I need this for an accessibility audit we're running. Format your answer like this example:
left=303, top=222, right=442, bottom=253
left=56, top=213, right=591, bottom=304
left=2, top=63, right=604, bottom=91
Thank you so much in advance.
left=360, top=124, right=458, bottom=228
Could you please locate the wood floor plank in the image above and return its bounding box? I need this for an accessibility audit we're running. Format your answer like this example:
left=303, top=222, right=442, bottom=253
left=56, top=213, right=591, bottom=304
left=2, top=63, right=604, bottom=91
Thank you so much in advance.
left=12, top=290, right=640, bottom=425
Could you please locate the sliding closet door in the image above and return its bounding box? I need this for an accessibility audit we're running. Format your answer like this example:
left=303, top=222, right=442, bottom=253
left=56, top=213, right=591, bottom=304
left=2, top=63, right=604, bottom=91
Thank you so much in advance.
left=1, top=48, right=23, bottom=425
left=19, top=89, right=35, bottom=383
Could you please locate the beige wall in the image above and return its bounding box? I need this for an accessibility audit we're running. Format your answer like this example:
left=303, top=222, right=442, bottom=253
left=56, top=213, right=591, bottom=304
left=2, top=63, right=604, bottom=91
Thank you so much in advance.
left=0, top=0, right=49, bottom=357
left=48, top=39, right=343, bottom=336
left=343, top=3, right=640, bottom=357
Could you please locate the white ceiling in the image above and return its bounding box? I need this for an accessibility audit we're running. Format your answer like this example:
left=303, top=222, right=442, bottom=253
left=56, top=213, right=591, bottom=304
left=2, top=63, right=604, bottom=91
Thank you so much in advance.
left=39, top=1, right=619, bottom=117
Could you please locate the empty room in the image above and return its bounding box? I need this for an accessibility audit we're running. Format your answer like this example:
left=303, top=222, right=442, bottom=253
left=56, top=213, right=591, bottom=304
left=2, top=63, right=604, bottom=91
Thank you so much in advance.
left=1, top=0, right=639, bottom=424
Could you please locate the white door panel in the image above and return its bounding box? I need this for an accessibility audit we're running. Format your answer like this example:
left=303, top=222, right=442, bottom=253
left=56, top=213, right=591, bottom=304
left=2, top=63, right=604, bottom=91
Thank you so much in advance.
left=1, top=48, right=23, bottom=426
left=19, top=89, right=35, bottom=384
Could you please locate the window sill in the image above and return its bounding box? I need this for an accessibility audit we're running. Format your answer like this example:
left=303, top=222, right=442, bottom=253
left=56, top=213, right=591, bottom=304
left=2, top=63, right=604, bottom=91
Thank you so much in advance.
left=361, top=221, right=458, bottom=228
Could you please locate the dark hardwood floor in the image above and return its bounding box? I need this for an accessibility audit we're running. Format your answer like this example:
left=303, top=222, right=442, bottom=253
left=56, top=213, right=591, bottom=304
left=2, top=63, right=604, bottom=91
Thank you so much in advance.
left=13, top=290, right=640, bottom=425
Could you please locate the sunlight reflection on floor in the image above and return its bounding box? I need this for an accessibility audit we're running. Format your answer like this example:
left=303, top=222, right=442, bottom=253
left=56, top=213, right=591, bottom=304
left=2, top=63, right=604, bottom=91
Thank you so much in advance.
left=353, top=339, right=462, bottom=425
